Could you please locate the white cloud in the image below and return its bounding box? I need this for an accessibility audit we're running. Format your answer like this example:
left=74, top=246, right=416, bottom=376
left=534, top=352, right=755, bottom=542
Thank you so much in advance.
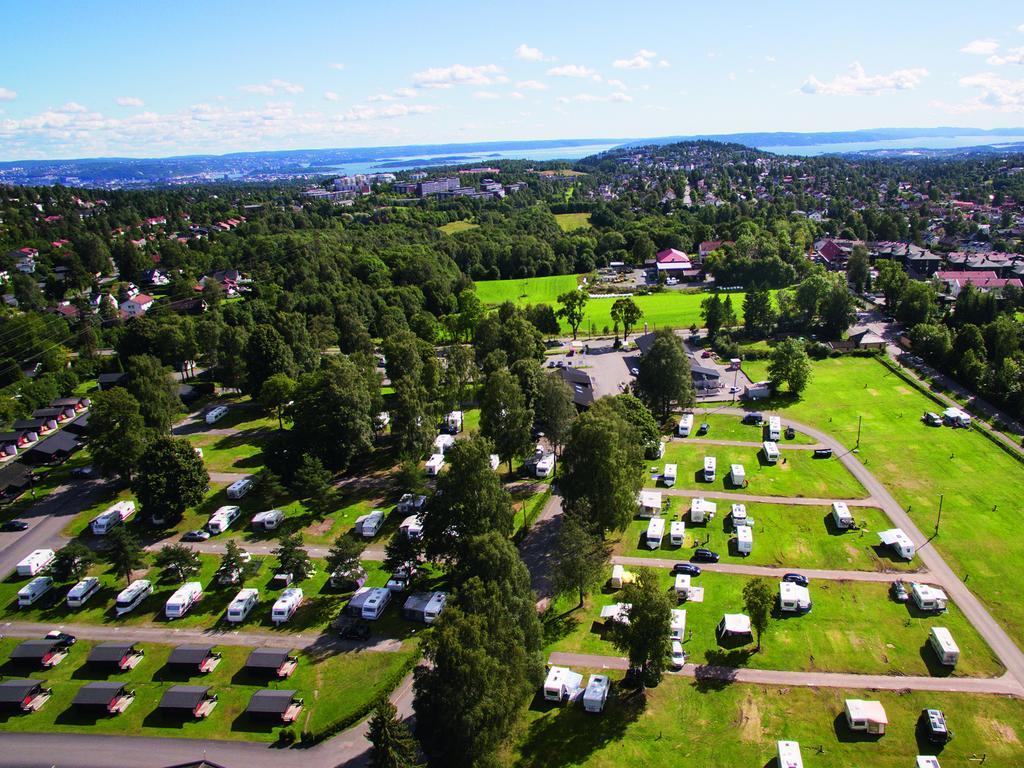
left=367, top=93, right=396, bottom=102
left=473, top=91, right=500, bottom=100
left=936, top=72, right=1024, bottom=112
left=613, top=49, right=657, bottom=70
left=556, top=92, right=632, bottom=104
left=607, top=79, right=627, bottom=90
left=547, top=64, right=598, bottom=78
left=765, top=55, right=777, bottom=63
left=658, top=59, right=670, bottom=68
left=394, top=87, right=416, bottom=98
left=728, top=72, right=737, bottom=81
left=412, top=63, right=502, bottom=88
left=240, top=78, right=304, bottom=95
left=510, top=92, right=524, bottom=100
left=515, top=43, right=547, bottom=61
left=987, top=47, right=1024, bottom=66
left=516, top=79, right=547, bottom=91
left=116, top=96, right=144, bottom=107
left=799, top=62, right=928, bottom=96
left=59, top=102, right=88, bottom=113
left=323, top=91, right=339, bottom=101
left=328, top=62, right=346, bottom=70
left=961, top=39, right=1000, bottom=56
left=0, top=87, right=16, bottom=102
left=341, top=103, right=439, bottom=121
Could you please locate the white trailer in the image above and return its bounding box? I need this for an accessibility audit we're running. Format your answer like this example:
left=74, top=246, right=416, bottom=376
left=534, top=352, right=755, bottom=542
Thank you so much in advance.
left=762, top=441, right=780, bottom=464
left=251, top=509, right=284, bottom=531
left=638, top=490, right=662, bottom=518
left=662, top=463, right=677, bottom=487
left=272, top=588, right=304, bottom=625
left=779, top=581, right=812, bottom=613
left=912, top=583, right=948, bottom=612
left=645, top=517, right=665, bottom=550
left=433, top=434, right=456, bottom=455
left=535, top=453, right=555, bottom=478
left=731, top=504, right=748, bottom=528
left=689, top=497, right=716, bottom=523
left=425, top=453, right=445, bottom=476
left=582, top=674, right=610, bottom=713
left=929, top=626, right=959, bottom=667
left=226, top=477, right=255, bottom=499
left=669, top=520, right=686, bottom=546
left=66, top=576, right=101, bottom=608
left=207, top=505, right=241, bottom=534
left=730, top=463, right=746, bottom=487
left=543, top=666, right=584, bottom=704
left=91, top=501, right=135, bottom=534
left=226, top=588, right=259, bottom=623
left=355, top=509, right=385, bottom=539
left=115, top=579, right=152, bottom=616
left=777, top=740, right=804, bottom=768
left=831, top=501, right=855, bottom=529
left=736, top=524, right=753, bottom=555
left=610, top=565, right=635, bottom=589
left=674, top=573, right=691, bottom=598
left=879, top=528, right=916, bottom=560
left=669, top=608, right=687, bottom=640
left=165, top=582, right=203, bottom=619
left=768, top=416, right=782, bottom=441
left=16, top=549, right=55, bottom=577
left=445, top=410, right=463, bottom=434
left=677, top=413, right=694, bottom=437
left=18, top=576, right=53, bottom=607
left=703, top=456, right=716, bottom=482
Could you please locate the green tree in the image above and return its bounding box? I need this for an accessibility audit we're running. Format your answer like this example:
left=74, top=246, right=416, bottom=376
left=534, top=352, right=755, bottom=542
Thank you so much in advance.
left=701, top=293, right=724, bottom=339
left=244, top=324, right=297, bottom=396
left=368, top=698, right=421, bottom=768
left=897, top=280, right=937, bottom=327
left=326, top=534, right=365, bottom=581
left=876, top=260, right=908, bottom=313
left=608, top=569, right=672, bottom=687
left=847, top=245, right=871, bottom=293
left=153, top=543, right=202, bottom=583
left=556, top=289, right=588, bottom=340
left=125, top=354, right=181, bottom=432
left=391, top=377, right=435, bottom=461
left=104, top=527, right=145, bottom=586
left=479, top=368, right=533, bottom=473
left=218, top=539, right=258, bottom=584
left=534, top=374, right=577, bottom=455
left=768, top=337, right=812, bottom=396
left=88, top=388, right=148, bottom=481
left=51, top=541, right=94, bottom=582
left=602, top=394, right=661, bottom=460
left=742, top=577, right=775, bottom=651
left=743, top=285, right=777, bottom=338
left=292, top=453, right=336, bottom=515
left=635, top=328, right=695, bottom=420
left=611, top=297, right=643, bottom=342
left=551, top=512, right=611, bottom=608
left=131, top=436, right=209, bottom=524
left=274, top=532, right=312, bottom=582
left=820, top=280, right=855, bottom=339
left=909, top=322, right=953, bottom=364
left=259, top=373, right=295, bottom=429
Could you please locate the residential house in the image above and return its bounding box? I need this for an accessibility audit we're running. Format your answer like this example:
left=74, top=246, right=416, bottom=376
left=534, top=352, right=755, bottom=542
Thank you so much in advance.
left=120, top=293, right=155, bottom=318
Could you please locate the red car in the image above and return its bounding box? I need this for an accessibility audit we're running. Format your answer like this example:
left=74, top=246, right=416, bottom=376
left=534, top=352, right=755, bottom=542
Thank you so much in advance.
left=701, top=350, right=712, bottom=358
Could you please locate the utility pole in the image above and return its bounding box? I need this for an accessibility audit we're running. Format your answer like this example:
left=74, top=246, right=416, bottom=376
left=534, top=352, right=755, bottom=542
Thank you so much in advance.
left=935, top=494, right=944, bottom=536
left=855, top=415, right=862, bottom=451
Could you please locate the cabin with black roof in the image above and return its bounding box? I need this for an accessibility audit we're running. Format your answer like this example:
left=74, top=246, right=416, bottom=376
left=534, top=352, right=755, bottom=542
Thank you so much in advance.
left=0, top=679, right=50, bottom=711
left=244, top=648, right=298, bottom=678
left=72, top=681, right=135, bottom=714
left=22, top=431, right=80, bottom=465
left=245, top=689, right=303, bottom=722
left=167, top=644, right=221, bottom=673
left=0, top=462, right=33, bottom=499
left=158, top=685, right=217, bottom=718
left=10, top=637, right=73, bottom=667
left=87, top=642, right=144, bottom=670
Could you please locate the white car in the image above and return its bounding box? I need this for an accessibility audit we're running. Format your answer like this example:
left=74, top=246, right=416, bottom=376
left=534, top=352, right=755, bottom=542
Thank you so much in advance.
left=670, top=640, right=686, bottom=669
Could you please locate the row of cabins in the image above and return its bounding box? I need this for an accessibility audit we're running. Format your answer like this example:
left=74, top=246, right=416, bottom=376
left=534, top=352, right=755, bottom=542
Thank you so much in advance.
left=0, top=395, right=90, bottom=461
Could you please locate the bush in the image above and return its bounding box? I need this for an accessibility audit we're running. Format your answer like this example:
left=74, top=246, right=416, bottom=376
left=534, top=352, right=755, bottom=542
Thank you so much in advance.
left=279, top=728, right=296, bottom=744
left=805, top=341, right=831, bottom=360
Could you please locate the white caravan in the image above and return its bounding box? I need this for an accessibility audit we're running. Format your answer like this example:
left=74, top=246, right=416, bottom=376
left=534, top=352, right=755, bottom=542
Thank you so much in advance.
left=90, top=501, right=135, bottom=535
left=115, top=579, right=152, bottom=616
left=66, top=576, right=101, bottom=608
left=227, top=588, right=260, bottom=623
left=272, top=588, right=304, bottom=625
left=165, top=582, right=203, bottom=619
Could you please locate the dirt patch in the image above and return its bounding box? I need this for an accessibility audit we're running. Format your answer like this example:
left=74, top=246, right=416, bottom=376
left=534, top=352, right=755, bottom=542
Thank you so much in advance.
left=895, top=386, right=913, bottom=396
left=866, top=388, right=879, bottom=396
left=736, top=692, right=763, bottom=743
left=844, top=543, right=860, bottom=561
left=306, top=519, right=334, bottom=537
left=978, top=716, right=1020, bottom=744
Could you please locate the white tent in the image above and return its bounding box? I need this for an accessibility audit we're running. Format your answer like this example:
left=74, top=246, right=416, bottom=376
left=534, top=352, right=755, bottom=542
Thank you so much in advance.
left=717, top=613, right=751, bottom=638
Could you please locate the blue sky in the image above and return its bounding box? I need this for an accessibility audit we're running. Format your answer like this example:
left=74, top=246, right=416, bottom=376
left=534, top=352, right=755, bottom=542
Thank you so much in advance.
left=3, top=0, right=1024, bottom=159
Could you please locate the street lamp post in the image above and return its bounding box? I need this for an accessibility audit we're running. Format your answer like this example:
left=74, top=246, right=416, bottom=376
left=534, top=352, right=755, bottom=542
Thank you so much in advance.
left=935, top=494, right=944, bottom=536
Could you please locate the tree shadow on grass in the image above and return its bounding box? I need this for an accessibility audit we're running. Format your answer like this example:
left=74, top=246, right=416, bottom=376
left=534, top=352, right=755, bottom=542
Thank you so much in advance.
left=542, top=610, right=581, bottom=647
left=515, top=682, right=646, bottom=768
left=691, top=648, right=756, bottom=692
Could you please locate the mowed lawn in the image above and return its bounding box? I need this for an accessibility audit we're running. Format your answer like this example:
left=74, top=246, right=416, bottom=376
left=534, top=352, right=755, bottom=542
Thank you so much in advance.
left=619, top=501, right=916, bottom=572
left=544, top=569, right=1003, bottom=678
left=554, top=212, right=592, bottom=231
left=439, top=220, right=479, bottom=234
left=682, top=412, right=817, bottom=445
left=741, top=356, right=1024, bottom=650
left=650, top=440, right=867, bottom=499
left=0, top=637, right=415, bottom=742
left=512, top=677, right=1024, bottom=768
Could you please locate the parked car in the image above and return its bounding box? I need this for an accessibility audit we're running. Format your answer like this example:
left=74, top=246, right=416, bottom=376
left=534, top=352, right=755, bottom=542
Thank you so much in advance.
left=701, top=350, right=712, bottom=358
left=692, top=548, right=720, bottom=563
left=697, top=422, right=710, bottom=435
left=182, top=529, right=211, bottom=542
left=1, top=520, right=29, bottom=532
left=782, top=573, right=809, bottom=587
left=813, top=448, right=833, bottom=458
left=71, top=466, right=95, bottom=479
left=921, top=708, right=951, bottom=744
left=669, top=640, right=686, bottom=669
left=891, top=580, right=909, bottom=602
left=44, top=630, right=76, bottom=645
left=784, top=426, right=796, bottom=440
left=629, top=367, right=639, bottom=376
left=742, top=412, right=763, bottom=425
left=672, top=563, right=701, bottom=577
left=923, top=411, right=943, bottom=427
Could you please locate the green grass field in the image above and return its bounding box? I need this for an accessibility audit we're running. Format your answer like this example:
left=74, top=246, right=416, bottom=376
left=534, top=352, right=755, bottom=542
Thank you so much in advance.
left=0, top=637, right=415, bottom=742
left=554, top=213, right=592, bottom=231
left=439, top=220, right=479, bottom=235
left=512, top=676, right=1024, bottom=768
left=740, top=356, right=1024, bottom=650
left=650, top=440, right=867, bottom=499
left=544, top=569, right=1003, bottom=678
left=681, top=412, right=817, bottom=445
left=619, top=501, right=916, bottom=572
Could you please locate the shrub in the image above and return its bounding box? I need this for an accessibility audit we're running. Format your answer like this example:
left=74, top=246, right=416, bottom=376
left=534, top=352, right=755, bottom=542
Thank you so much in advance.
left=279, top=728, right=296, bottom=744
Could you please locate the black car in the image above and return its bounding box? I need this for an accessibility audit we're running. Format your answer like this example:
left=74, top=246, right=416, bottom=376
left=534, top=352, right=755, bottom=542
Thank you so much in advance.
left=813, top=448, right=833, bottom=458
left=697, top=422, right=710, bottom=435
left=341, top=622, right=371, bottom=641
left=691, top=548, right=720, bottom=563
left=921, top=708, right=951, bottom=744
left=742, top=412, right=763, bottom=425
left=1, top=520, right=29, bottom=532
left=672, top=563, right=702, bottom=577
left=45, top=630, right=77, bottom=646
left=782, top=573, right=809, bottom=587
left=784, top=426, right=796, bottom=440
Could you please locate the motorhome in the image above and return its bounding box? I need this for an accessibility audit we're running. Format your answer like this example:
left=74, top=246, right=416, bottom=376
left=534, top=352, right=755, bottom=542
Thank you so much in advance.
left=911, top=583, right=948, bottom=612
left=535, top=453, right=556, bottom=478
left=730, top=463, right=746, bottom=487
left=689, top=497, right=716, bottom=523
left=66, top=576, right=101, bottom=608
left=18, top=576, right=53, bottom=607
left=879, top=528, right=916, bottom=560
left=638, top=490, right=662, bottom=518
left=768, top=416, right=782, bottom=441
left=226, top=588, right=259, bottom=623
left=402, top=590, right=448, bottom=624
left=207, top=505, right=241, bottom=534
left=777, top=741, right=803, bottom=768
left=582, top=674, right=610, bottom=713
left=251, top=509, right=284, bottom=531
left=397, top=493, right=426, bottom=514
left=346, top=586, right=391, bottom=620
left=831, top=501, right=855, bottom=530
left=16, top=549, right=55, bottom=577
left=731, top=504, right=748, bottom=528
left=645, top=517, right=665, bottom=550
left=662, top=463, right=677, bottom=487
left=677, top=413, right=694, bottom=437
left=762, top=441, right=780, bottom=464
left=399, top=514, right=424, bottom=539
left=355, top=509, right=385, bottom=539
left=929, top=627, right=960, bottom=667
left=444, top=410, right=463, bottom=434
left=115, top=579, right=152, bottom=616
left=165, top=582, right=203, bottom=619
left=433, top=434, right=456, bottom=455
left=425, top=453, right=445, bottom=476
left=670, top=520, right=686, bottom=546
left=735, top=524, right=753, bottom=556
left=226, top=477, right=255, bottom=500
left=779, top=581, right=812, bottom=613
left=674, top=573, right=692, bottom=598
left=703, top=456, right=716, bottom=482
left=90, top=501, right=135, bottom=535
left=543, top=666, right=584, bottom=704
left=942, top=407, right=971, bottom=427
left=205, top=405, right=229, bottom=424
left=271, top=588, right=304, bottom=625
left=669, top=608, right=687, bottom=640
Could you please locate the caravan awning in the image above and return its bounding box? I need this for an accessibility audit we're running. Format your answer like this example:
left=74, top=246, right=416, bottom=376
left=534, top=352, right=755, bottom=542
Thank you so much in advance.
left=721, top=613, right=751, bottom=634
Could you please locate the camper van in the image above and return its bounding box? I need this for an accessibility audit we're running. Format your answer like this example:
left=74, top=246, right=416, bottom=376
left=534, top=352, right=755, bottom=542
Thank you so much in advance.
left=777, top=741, right=804, bottom=768
left=736, top=524, right=753, bottom=556
left=433, top=434, right=456, bottom=455
left=207, top=505, right=241, bottom=534
left=669, top=608, right=687, bottom=640
left=425, top=453, right=445, bottom=476
left=638, top=490, right=662, bottom=518
left=831, top=501, right=855, bottom=530
left=226, top=477, right=255, bottom=500
left=115, top=579, right=152, bottom=616
left=762, top=441, right=780, bottom=464
left=929, top=627, right=960, bottom=667
left=66, top=576, right=101, bottom=608
left=165, top=582, right=203, bottom=619
left=689, top=497, right=716, bottom=523
left=768, top=416, right=782, bottom=441
left=271, top=588, right=304, bottom=625
left=444, top=410, right=463, bottom=434
left=543, top=666, right=584, bottom=703
left=251, top=509, right=284, bottom=531
left=731, top=504, right=748, bottom=528
left=677, top=413, right=694, bottom=437
left=879, top=528, right=916, bottom=560
left=226, top=588, right=259, bottom=623
left=730, top=463, right=746, bottom=487
left=674, top=573, right=691, bottom=599
left=703, top=456, right=716, bottom=483
left=535, top=453, right=555, bottom=478
left=90, top=501, right=135, bottom=535
left=205, top=405, right=229, bottom=424
left=355, top=509, right=385, bottom=539
left=645, top=517, right=665, bottom=550
left=779, top=581, right=812, bottom=613
left=18, top=576, right=53, bottom=607
left=16, top=549, right=55, bottom=577
left=582, top=674, right=610, bottom=713
left=670, top=520, right=686, bottom=546
left=662, top=463, right=677, bottom=487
